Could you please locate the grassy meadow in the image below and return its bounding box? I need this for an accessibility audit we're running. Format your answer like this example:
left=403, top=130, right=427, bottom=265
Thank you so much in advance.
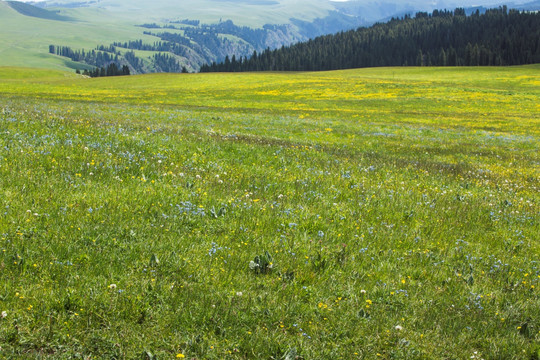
left=0, top=66, right=539, bottom=359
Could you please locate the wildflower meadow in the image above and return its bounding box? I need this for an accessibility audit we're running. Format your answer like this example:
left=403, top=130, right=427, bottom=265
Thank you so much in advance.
left=0, top=66, right=538, bottom=359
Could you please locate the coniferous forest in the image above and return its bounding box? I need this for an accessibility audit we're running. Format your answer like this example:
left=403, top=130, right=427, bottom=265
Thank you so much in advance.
left=200, top=7, right=540, bottom=72
left=80, top=63, right=131, bottom=78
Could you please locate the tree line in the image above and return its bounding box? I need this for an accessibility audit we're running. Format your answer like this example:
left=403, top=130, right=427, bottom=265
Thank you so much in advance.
left=77, top=63, right=131, bottom=77
left=50, top=45, right=120, bottom=69
left=50, top=44, right=188, bottom=74
left=200, top=7, right=540, bottom=72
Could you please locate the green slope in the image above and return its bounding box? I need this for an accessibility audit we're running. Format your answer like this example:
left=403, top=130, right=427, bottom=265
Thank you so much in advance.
left=37, top=0, right=334, bottom=27
left=0, top=1, right=157, bottom=70
left=0, top=0, right=335, bottom=72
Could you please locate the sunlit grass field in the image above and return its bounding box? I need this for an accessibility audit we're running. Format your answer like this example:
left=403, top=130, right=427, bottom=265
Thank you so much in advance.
left=0, top=66, right=539, bottom=359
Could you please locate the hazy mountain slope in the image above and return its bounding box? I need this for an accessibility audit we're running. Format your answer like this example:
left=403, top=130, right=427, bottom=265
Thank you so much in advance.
left=34, top=0, right=335, bottom=27
left=32, top=0, right=536, bottom=25
left=333, top=0, right=535, bottom=23
left=517, top=0, right=540, bottom=9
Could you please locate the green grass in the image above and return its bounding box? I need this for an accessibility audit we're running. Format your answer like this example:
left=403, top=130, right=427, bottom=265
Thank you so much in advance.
left=0, top=66, right=539, bottom=359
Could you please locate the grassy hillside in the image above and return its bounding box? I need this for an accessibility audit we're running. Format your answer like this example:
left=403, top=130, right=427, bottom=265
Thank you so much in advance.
left=0, top=0, right=336, bottom=72
left=38, top=0, right=334, bottom=26
left=0, top=66, right=539, bottom=359
left=0, top=1, right=156, bottom=70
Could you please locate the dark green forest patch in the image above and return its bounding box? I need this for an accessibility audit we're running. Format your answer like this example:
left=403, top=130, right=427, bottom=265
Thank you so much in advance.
left=7, top=1, right=72, bottom=21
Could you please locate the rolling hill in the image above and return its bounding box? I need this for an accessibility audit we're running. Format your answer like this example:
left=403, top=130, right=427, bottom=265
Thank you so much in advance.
left=0, top=0, right=355, bottom=72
